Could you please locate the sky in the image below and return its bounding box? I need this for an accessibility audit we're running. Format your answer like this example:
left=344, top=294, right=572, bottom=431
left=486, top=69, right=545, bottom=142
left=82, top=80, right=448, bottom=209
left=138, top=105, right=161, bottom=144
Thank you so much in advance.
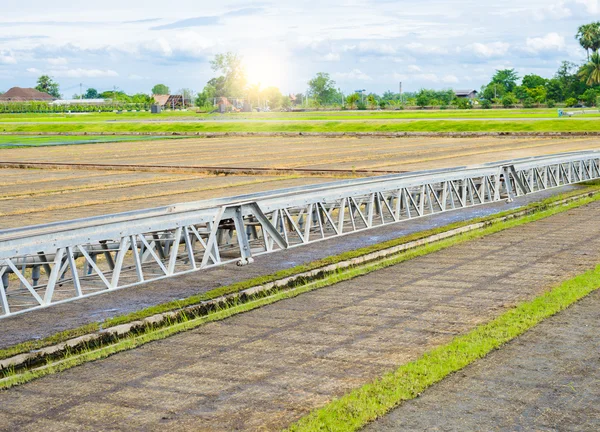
left=0, top=0, right=598, bottom=97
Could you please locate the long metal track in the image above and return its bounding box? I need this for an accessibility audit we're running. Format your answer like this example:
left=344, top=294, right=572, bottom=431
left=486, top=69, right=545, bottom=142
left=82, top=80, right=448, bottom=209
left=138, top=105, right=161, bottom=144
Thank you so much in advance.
left=1, top=150, right=599, bottom=318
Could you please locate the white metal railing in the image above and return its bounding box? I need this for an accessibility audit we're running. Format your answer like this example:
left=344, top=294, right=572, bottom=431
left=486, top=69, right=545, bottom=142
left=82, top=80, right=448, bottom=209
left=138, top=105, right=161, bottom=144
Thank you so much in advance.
left=1, top=150, right=599, bottom=318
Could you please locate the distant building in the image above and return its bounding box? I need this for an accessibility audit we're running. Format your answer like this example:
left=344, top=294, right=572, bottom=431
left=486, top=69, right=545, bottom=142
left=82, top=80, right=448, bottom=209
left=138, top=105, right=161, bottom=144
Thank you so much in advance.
left=454, top=90, right=478, bottom=99
left=0, top=87, right=56, bottom=102
left=153, top=94, right=185, bottom=109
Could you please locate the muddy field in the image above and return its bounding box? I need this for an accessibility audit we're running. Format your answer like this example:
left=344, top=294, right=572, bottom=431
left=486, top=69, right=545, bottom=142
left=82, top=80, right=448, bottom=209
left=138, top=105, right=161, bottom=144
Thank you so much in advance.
left=1, top=136, right=599, bottom=229
left=0, top=168, right=333, bottom=228
left=1, top=136, right=599, bottom=171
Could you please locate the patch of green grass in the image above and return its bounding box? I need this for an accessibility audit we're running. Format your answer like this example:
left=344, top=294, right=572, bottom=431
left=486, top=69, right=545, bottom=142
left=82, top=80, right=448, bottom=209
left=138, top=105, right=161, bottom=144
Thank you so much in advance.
left=0, top=189, right=599, bottom=389
left=1, top=184, right=598, bottom=363
left=0, top=108, right=593, bottom=123
left=286, top=264, right=600, bottom=432
left=0, top=135, right=186, bottom=149
left=1, top=118, right=600, bottom=134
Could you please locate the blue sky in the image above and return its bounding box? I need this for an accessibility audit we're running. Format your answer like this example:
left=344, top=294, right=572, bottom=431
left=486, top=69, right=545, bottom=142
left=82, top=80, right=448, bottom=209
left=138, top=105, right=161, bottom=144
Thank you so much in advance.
left=0, top=0, right=597, bottom=96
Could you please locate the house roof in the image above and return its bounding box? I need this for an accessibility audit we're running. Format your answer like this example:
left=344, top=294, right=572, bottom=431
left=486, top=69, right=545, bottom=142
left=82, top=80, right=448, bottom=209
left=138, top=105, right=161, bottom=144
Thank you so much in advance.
left=153, top=94, right=171, bottom=106
left=0, top=87, right=56, bottom=101
left=454, top=89, right=478, bottom=96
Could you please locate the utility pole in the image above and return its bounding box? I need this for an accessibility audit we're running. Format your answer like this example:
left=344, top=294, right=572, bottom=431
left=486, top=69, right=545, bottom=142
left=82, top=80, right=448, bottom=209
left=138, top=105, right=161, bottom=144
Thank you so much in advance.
left=399, top=81, right=403, bottom=104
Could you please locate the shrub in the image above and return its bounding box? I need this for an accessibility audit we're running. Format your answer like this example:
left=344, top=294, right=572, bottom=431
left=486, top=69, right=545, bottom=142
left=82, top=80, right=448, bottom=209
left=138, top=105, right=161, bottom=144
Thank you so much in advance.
left=581, top=89, right=598, bottom=107
left=379, top=101, right=387, bottom=109
left=357, top=102, right=367, bottom=110
left=502, top=93, right=518, bottom=108
left=480, top=99, right=492, bottom=109
left=565, top=97, right=577, bottom=108
left=546, top=99, right=556, bottom=108
left=523, top=97, right=534, bottom=108
left=454, top=98, right=472, bottom=110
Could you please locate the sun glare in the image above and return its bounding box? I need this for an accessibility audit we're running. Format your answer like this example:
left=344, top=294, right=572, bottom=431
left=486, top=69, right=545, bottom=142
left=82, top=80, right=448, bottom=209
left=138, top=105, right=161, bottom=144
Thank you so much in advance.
left=245, top=54, right=285, bottom=89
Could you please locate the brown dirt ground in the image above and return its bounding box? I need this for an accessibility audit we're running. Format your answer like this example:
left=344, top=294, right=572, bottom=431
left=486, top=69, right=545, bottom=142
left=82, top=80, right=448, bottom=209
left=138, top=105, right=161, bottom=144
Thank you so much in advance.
left=1, top=136, right=599, bottom=171
left=0, top=201, right=598, bottom=431
left=366, top=290, right=600, bottom=432
left=1, top=136, right=599, bottom=229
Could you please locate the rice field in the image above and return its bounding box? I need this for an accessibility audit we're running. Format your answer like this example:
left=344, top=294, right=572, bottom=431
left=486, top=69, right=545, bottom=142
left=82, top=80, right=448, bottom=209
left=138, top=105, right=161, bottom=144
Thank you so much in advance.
left=1, top=135, right=599, bottom=229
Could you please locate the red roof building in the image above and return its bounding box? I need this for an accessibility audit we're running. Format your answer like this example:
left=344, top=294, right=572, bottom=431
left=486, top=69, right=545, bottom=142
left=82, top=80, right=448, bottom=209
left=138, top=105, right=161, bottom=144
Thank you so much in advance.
left=0, top=87, right=56, bottom=102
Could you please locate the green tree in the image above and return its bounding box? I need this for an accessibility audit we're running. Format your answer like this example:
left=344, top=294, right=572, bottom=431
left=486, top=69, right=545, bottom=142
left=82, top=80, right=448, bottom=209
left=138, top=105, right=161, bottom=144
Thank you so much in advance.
left=480, top=99, right=492, bottom=109
left=565, top=97, right=578, bottom=107
left=84, top=88, right=99, bottom=99
left=205, top=76, right=227, bottom=98
left=527, top=86, right=547, bottom=103
left=576, top=22, right=600, bottom=60
left=491, top=69, right=519, bottom=92
left=514, top=85, right=529, bottom=101
left=521, top=74, right=547, bottom=89
left=367, top=94, right=377, bottom=109
left=35, top=75, right=60, bottom=98
left=210, top=52, right=247, bottom=97
left=261, top=86, right=284, bottom=110
left=152, top=84, right=170, bottom=95
left=555, top=61, right=586, bottom=101
left=580, top=88, right=598, bottom=106
left=308, top=72, right=337, bottom=105
left=482, top=83, right=506, bottom=101
left=131, top=93, right=152, bottom=104
left=415, top=89, right=437, bottom=108
left=177, top=88, right=194, bottom=106
left=578, top=52, right=600, bottom=86
left=501, top=92, right=518, bottom=108
left=545, top=79, right=563, bottom=102
left=346, top=93, right=359, bottom=109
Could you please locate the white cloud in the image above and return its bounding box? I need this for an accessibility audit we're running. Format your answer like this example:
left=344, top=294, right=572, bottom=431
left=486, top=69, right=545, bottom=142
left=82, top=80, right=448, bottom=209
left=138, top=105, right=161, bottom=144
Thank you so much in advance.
left=128, top=74, right=148, bottom=80
left=26, top=67, right=40, bottom=74
left=333, top=69, right=373, bottom=81
left=442, top=74, right=459, bottom=83
left=467, top=42, right=510, bottom=58
left=51, top=68, right=119, bottom=78
left=47, top=57, right=67, bottom=65
left=0, top=50, right=17, bottom=64
left=407, top=64, right=421, bottom=72
left=405, top=43, right=448, bottom=55
left=575, top=0, right=600, bottom=13
left=535, top=0, right=600, bottom=20
left=534, top=1, right=572, bottom=20
left=523, top=32, right=566, bottom=53
left=322, top=52, right=340, bottom=62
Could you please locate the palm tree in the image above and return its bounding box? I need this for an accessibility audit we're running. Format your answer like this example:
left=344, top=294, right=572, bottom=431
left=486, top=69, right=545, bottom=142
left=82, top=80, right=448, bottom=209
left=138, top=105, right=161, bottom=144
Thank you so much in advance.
left=576, top=23, right=600, bottom=60
left=367, top=94, right=377, bottom=110
left=578, top=52, right=600, bottom=86
left=346, top=93, right=359, bottom=110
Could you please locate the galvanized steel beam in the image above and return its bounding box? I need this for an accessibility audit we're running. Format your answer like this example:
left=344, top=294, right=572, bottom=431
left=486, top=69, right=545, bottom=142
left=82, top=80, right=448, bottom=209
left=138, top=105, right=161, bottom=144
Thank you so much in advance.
left=0, top=150, right=599, bottom=318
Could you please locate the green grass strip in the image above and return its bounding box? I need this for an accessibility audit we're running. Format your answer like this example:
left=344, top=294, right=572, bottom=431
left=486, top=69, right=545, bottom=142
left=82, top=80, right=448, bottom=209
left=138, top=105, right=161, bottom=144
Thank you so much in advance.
left=286, top=266, right=600, bottom=432
left=4, top=119, right=600, bottom=133
left=1, top=183, right=599, bottom=362
left=1, top=191, right=599, bottom=390
left=0, top=135, right=186, bottom=149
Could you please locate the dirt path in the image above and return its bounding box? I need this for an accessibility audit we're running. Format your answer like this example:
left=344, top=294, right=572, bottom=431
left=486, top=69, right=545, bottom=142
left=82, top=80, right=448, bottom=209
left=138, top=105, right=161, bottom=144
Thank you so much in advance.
left=1, top=201, right=599, bottom=431
left=366, top=291, right=600, bottom=432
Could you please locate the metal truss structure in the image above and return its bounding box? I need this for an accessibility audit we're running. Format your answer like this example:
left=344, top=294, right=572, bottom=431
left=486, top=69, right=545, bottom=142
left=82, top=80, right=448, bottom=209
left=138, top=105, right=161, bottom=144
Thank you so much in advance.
left=1, top=150, right=599, bottom=318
